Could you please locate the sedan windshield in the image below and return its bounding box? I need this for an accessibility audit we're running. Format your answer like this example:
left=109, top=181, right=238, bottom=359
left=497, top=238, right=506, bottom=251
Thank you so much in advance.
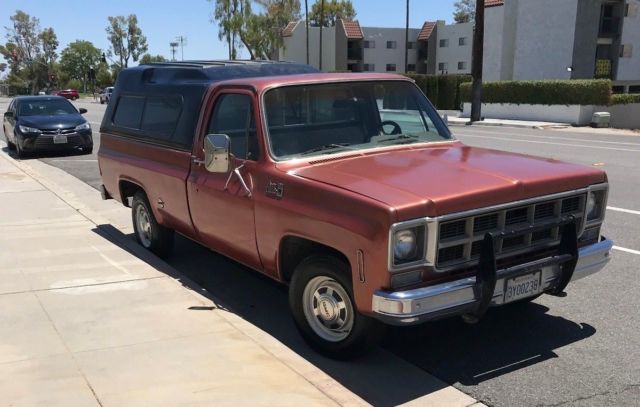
left=19, top=99, right=78, bottom=117
left=264, top=81, right=452, bottom=159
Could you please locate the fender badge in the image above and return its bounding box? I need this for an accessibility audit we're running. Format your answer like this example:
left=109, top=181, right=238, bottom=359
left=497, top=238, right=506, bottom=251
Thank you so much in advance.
left=266, top=180, right=284, bottom=199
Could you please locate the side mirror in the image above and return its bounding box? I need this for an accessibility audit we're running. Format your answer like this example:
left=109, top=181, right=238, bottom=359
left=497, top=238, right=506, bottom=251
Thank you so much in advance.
left=3, top=111, right=14, bottom=118
left=204, top=134, right=231, bottom=173
left=79, top=108, right=87, bottom=114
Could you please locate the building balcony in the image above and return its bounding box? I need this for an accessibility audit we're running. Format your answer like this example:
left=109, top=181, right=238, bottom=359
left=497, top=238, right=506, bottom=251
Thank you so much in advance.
left=599, top=17, right=621, bottom=37
left=347, top=48, right=363, bottom=61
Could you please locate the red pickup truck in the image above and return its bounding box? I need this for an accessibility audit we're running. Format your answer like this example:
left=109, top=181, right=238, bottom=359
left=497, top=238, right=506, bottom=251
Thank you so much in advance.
left=98, top=61, right=612, bottom=358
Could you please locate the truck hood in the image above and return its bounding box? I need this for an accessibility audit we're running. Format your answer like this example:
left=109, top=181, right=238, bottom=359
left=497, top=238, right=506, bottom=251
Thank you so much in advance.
left=287, top=143, right=606, bottom=220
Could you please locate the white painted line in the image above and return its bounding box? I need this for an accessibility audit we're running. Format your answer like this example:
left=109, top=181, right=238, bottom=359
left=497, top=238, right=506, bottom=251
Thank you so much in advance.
left=607, top=206, right=640, bottom=216
left=613, top=246, right=640, bottom=256
left=456, top=128, right=640, bottom=147
left=459, top=134, right=640, bottom=152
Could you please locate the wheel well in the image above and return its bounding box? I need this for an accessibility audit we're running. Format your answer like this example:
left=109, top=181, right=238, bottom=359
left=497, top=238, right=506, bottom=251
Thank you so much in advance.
left=279, top=236, right=350, bottom=282
left=119, top=180, right=144, bottom=207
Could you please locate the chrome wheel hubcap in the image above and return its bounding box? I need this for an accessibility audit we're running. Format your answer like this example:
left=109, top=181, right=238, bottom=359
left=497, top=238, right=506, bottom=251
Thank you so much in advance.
left=302, top=276, right=354, bottom=342
left=135, top=205, right=152, bottom=248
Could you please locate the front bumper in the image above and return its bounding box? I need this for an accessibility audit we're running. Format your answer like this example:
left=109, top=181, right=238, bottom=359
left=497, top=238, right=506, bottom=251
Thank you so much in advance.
left=372, top=237, right=613, bottom=325
left=21, top=132, right=93, bottom=151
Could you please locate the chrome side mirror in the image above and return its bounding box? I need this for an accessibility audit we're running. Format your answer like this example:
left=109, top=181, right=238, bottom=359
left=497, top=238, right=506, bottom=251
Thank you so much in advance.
left=204, top=134, right=231, bottom=173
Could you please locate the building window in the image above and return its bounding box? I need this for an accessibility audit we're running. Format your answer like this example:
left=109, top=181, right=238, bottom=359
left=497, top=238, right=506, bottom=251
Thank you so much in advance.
left=458, top=61, right=467, bottom=70
left=363, top=40, right=375, bottom=49
left=459, top=37, right=467, bottom=46
left=407, top=64, right=416, bottom=72
left=439, top=39, right=449, bottom=47
left=363, top=64, right=375, bottom=72
left=438, top=62, right=448, bottom=72
left=386, top=41, right=397, bottom=49
left=386, top=64, right=396, bottom=72
left=407, top=41, right=415, bottom=49
left=629, top=85, right=640, bottom=93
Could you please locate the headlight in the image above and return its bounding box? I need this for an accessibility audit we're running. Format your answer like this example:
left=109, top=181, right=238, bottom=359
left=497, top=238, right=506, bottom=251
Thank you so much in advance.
left=392, top=226, right=426, bottom=266
left=586, top=189, right=606, bottom=221
left=394, top=229, right=417, bottom=260
left=18, top=125, right=41, bottom=134
left=75, top=122, right=91, bottom=131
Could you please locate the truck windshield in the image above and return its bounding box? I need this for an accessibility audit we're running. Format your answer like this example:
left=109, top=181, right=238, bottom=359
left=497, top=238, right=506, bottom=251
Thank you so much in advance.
left=263, top=81, right=452, bottom=159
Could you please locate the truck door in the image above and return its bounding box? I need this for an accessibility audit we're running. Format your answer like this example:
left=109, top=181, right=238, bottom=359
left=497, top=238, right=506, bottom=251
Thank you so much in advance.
left=187, top=90, right=262, bottom=270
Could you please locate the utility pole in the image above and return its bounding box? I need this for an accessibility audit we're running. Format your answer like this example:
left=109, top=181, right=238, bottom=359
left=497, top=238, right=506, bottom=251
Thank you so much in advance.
left=470, top=0, right=485, bottom=123
left=176, top=36, right=187, bottom=61
left=405, top=0, right=409, bottom=73
left=305, top=0, right=309, bottom=65
left=319, top=0, right=324, bottom=70
left=170, top=42, right=179, bottom=61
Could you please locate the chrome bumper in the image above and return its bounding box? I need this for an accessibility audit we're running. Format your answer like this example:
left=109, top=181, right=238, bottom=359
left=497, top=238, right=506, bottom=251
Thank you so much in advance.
left=372, top=238, right=613, bottom=325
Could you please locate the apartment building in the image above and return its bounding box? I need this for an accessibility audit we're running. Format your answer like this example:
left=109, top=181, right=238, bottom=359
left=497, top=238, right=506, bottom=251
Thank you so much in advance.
left=484, top=0, right=640, bottom=91
left=279, top=19, right=473, bottom=75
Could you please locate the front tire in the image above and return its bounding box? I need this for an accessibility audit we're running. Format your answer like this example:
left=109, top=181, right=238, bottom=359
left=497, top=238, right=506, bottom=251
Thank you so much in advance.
left=289, top=255, right=382, bottom=359
left=131, top=191, right=174, bottom=258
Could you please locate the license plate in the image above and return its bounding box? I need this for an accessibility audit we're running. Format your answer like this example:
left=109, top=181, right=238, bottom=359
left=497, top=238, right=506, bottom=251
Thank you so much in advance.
left=53, top=134, right=67, bottom=144
left=504, top=271, right=542, bottom=303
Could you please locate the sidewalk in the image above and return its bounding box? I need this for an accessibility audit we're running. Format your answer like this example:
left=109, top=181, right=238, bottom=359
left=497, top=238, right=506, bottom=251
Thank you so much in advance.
left=0, top=152, right=364, bottom=406
left=0, top=147, right=485, bottom=406
left=438, top=110, right=569, bottom=129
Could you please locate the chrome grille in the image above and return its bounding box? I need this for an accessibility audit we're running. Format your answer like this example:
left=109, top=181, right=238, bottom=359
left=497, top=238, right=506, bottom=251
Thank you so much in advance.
left=41, top=127, right=75, bottom=135
left=435, top=193, right=586, bottom=268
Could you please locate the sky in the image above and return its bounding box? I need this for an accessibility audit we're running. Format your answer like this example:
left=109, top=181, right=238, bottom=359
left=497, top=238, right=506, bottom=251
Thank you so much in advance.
left=0, top=0, right=455, bottom=68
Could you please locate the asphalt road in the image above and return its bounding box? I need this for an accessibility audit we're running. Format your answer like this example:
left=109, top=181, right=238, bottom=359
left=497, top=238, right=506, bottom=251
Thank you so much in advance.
left=2, top=97, right=639, bottom=406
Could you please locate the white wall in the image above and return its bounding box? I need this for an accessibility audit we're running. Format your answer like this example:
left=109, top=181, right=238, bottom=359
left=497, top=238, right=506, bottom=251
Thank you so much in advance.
left=483, top=5, right=505, bottom=81
left=618, top=0, right=640, bottom=81
left=435, top=21, right=473, bottom=74
left=512, top=0, right=579, bottom=80
left=361, top=27, right=421, bottom=73
left=280, top=24, right=337, bottom=71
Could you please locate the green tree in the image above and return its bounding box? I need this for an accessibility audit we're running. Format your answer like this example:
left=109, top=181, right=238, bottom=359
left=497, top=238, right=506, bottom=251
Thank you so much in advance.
left=255, top=0, right=301, bottom=59
left=95, top=63, right=113, bottom=87
left=139, top=53, right=167, bottom=64
left=453, top=0, right=475, bottom=24
left=106, top=14, right=148, bottom=69
left=59, top=40, right=101, bottom=92
left=308, top=0, right=356, bottom=27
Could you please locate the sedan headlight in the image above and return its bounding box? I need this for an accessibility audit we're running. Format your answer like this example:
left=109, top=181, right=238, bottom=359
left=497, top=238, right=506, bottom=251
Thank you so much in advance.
left=586, top=189, right=606, bottom=222
left=18, top=125, right=41, bottom=134
left=392, top=225, right=426, bottom=266
left=75, top=122, right=91, bottom=132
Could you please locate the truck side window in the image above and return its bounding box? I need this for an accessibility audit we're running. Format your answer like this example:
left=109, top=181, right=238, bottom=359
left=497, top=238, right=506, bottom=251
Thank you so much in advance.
left=113, top=95, right=145, bottom=129
left=207, top=94, right=259, bottom=160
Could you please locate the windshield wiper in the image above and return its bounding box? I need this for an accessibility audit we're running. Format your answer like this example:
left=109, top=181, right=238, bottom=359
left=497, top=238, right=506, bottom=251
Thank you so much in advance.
left=299, top=143, right=354, bottom=156
left=376, top=134, right=420, bottom=143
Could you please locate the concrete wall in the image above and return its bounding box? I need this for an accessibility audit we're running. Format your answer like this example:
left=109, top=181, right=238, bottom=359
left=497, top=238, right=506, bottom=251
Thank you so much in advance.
left=280, top=24, right=337, bottom=71
left=571, top=0, right=602, bottom=79
left=483, top=5, right=505, bottom=81
left=512, top=0, right=579, bottom=80
left=461, top=102, right=640, bottom=129
left=361, top=27, right=421, bottom=73
left=434, top=21, right=473, bottom=74
left=618, top=0, right=640, bottom=80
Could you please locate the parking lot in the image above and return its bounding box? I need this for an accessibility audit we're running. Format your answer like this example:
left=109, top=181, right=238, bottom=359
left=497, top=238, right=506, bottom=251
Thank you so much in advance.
left=2, top=97, right=639, bottom=406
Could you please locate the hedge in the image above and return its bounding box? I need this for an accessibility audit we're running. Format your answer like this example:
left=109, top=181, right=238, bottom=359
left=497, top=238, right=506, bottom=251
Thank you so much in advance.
left=459, top=79, right=612, bottom=106
left=610, top=93, right=640, bottom=105
left=405, top=73, right=472, bottom=110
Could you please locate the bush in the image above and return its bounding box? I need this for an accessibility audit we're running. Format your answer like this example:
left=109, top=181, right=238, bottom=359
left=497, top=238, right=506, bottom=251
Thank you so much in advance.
left=405, top=73, right=471, bottom=110
left=459, top=79, right=612, bottom=106
left=610, top=93, right=640, bottom=105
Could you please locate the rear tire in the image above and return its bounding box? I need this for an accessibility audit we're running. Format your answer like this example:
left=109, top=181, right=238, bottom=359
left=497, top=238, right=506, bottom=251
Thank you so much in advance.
left=83, top=146, right=93, bottom=155
left=131, top=191, right=174, bottom=258
left=289, top=255, right=382, bottom=359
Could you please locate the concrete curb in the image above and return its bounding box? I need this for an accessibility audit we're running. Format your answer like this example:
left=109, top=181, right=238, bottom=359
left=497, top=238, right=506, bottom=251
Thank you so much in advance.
left=0, top=142, right=485, bottom=407
left=447, top=119, right=570, bottom=130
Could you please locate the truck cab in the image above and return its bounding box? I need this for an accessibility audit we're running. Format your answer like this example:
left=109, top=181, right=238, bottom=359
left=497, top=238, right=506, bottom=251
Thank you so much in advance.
left=98, top=61, right=612, bottom=359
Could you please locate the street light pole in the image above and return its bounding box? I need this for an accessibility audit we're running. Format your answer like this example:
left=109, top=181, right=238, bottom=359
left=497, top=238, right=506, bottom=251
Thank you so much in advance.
left=305, top=0, right=309, bottom=65
left=319, top=0, right=324, bottom=71
left=470, top=0, right=485, bottom=123
left=405, top=0, right=409, bottom=73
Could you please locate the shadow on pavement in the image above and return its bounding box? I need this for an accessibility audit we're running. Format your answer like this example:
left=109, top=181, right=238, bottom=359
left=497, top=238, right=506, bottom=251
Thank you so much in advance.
left=93, top=225, right=596, bottom=406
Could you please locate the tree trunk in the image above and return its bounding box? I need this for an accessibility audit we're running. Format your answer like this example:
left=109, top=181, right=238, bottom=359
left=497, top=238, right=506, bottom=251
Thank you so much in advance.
left=470, top=0, right=485, bottom=123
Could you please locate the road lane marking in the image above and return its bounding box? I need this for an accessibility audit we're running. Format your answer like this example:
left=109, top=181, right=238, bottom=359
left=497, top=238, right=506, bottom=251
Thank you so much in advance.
left=613, top=246, right=640, bottom=256
left=455, top=129, right=640, bottom=147
left=607, top=206, right=640, bottom=215
left=458, top=134, right=640, bottom=152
